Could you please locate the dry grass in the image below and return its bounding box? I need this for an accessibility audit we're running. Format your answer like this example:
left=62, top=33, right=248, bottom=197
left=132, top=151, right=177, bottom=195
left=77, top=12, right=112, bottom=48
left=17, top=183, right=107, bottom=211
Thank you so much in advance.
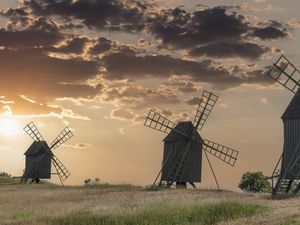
left=0, top=184, right=298, bottom=225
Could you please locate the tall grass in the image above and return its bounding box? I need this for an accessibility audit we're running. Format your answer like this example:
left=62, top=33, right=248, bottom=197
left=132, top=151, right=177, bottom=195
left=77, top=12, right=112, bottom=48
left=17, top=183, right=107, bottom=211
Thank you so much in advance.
left=44, top=201, right=267, bottom=225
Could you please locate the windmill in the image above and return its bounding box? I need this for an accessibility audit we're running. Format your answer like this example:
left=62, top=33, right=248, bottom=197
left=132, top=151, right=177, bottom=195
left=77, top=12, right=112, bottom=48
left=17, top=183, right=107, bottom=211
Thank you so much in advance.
left=267, top=55, right=300, bottom=198
left=20, top=122, right=73, bottom=185
left=144, top=90, right=239, bottom=189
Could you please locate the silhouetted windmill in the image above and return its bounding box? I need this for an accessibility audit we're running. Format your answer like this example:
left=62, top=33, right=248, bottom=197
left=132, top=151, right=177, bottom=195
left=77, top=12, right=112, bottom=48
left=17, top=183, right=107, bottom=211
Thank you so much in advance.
left=267, top=55, right=300, bottom=198
left=144, top=90, right=239, bottom=189
left=20, top=122, right=73, bottom=185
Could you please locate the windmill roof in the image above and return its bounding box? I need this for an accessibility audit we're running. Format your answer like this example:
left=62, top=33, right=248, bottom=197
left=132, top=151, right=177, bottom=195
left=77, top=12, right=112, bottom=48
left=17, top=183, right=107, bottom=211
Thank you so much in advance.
left=24, top=141, right=52, bottom=156
left=163, top=121, right=202, bottom=143
left=282, top=88, right=300, bottom=120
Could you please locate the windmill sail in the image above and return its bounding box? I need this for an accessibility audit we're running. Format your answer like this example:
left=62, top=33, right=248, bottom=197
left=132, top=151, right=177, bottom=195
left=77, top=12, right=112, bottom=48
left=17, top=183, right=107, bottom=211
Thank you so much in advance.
left=50, top=127, right=73, bottom=150
left=24, top=122, right=44, bottom=141
left=203, top=139, right=239, bottom=166
left=51, top=155, right=70, bottom=182
left=268, top=55, right=300, bottom=94
left=193, top=90, right=218, bottom=131
left=144, top=109, right=175, bottom=134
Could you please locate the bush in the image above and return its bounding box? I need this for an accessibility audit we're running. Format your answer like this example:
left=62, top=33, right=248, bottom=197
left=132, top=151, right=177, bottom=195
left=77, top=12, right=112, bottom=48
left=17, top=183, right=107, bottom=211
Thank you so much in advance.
left=0, top=172, right=11, bottom=177
left=239, top=171, right=271, bottom=193
left=84, top=177, right=100, bottom=186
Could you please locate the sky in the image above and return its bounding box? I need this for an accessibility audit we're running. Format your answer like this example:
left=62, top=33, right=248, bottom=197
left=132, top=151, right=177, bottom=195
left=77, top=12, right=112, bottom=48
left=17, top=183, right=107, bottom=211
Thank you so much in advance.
left=0, top=0, right=300, bottom=189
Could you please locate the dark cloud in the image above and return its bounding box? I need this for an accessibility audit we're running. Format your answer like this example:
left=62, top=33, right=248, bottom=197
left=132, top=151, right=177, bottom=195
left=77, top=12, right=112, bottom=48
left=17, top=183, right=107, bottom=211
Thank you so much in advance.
left=102, top=51, right=273, bottom=90
left=0, top=17, right=63, bottom=48
left=23, top=0, right=147, bottom=31
left=49, top=37, right=88, bottom=54
left=89, top=37, right=112, bottom=55
left=185, top=97, right=201, bottom=105
left=150, top=7, right=248, bottom=49
left=102, top=52, right=240, bottom=89
left=189, top=42, right=269, bottom=59
left=252, top=26, right=288, bottom=40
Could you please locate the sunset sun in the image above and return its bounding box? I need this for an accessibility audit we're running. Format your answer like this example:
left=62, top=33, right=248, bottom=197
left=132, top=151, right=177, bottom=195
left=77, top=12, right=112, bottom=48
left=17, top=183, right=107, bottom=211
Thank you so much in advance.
left=0, top=118, right=20, bottom=136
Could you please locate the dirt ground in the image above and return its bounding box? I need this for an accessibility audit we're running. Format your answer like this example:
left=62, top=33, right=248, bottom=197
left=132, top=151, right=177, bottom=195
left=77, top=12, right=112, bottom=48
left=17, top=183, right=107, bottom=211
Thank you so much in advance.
left=0, top=185, right=299, bottom=225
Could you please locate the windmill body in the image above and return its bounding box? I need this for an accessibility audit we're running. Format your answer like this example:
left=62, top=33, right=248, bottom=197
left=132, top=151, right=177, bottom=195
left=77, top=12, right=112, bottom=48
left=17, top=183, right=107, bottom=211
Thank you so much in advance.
left=144, top=90, right=239, bottom=189
left=281, top=88, right=300, bottom=179
left=24, top=141, right=52, bottom=179
left=267, top=55, right=300, bottom=198
left=162, top=121, right=202, bottom=184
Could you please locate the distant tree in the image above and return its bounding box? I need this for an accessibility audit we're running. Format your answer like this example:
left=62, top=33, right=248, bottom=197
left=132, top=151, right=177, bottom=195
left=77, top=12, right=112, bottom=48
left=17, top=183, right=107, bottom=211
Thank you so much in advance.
left=0, top=172, right=11, bottom=177
left=239, top=171, right=271, bottom=193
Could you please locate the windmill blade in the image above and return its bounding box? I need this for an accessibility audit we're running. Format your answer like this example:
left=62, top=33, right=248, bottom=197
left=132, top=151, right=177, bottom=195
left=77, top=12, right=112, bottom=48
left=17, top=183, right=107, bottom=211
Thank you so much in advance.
left=51, top=154, right=70, bottom=182
left=50, top=127, right=73, bottom=150
left=268, top=55, right=300, bottom=94
left=193, top=90, right=218, bottom=131
left=144, top=109, right=176, bottom=134
left=203, top=139, right=239, bottom=167
left=23, top=122, right=44, bottom=141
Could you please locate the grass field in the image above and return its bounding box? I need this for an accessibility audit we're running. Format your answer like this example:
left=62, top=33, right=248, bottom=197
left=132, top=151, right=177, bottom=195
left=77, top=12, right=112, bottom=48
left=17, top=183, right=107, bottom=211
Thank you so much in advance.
left=0, top=181, right=300, bottom=225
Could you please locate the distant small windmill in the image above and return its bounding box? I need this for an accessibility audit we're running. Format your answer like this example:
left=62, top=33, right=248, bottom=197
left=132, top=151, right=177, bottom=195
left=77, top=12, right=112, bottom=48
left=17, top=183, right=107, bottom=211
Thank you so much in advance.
left=144, top=90, right=239, bottom=189
left=20, top=122, right=73, bottom=185
left=267, top=55, right=300, bottom=198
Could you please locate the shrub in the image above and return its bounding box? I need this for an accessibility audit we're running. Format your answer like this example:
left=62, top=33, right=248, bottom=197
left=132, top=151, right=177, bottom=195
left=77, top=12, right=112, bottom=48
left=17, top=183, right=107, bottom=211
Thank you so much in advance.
left=0, top=172, right=11, bottom=177
left=239, top=171, right=271, bottom=193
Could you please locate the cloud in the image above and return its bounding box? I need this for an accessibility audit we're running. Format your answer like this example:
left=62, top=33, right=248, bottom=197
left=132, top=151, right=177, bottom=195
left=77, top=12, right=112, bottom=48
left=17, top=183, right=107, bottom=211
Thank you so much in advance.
left=89, top=37, right=112, bottom=55
left=63, top=143, right=92, bottom=149
left=252, top=26, right=288, bottom=40
left=0, top=17, right=63, bottom=48
left=185, top=97, right=201, bottom=105
left=23, top=0, right=147, bottom=31
left=0, top=48, right=100, bottom=98
left=189, top=42, right=270, bottom=59
left=111, top=108, right=135, bottom=120
left=250, top=20, right=289, bottom=40
left=0, top=146, right=10, bottom=151
left=102, top=51, right=272, bottom=90
left=0, top=96, right=61, bottom=115
left=49, top=37, right=89, bottom=54
left=165, top=77, right=198, bottom=93
left=288, top=19, right=300, bottom=28
left=150, top=7, right=248, bottom=49
left=102, top=85, right=180, bottom=109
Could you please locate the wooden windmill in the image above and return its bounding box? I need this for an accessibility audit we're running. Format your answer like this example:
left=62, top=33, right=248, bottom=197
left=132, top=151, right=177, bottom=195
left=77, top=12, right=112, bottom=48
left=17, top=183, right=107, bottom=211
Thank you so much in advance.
left=267, top=55, right=300, bottom=198
left=21, top=122, right=73, bottom=185
left=144, top=90, right=239, bottom=189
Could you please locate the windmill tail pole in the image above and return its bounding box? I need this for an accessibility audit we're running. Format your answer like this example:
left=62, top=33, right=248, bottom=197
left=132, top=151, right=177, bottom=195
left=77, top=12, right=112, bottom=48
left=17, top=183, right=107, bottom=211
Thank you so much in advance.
left=204, top=150, right=220, bottom=190
left=150, top=169, right=163, bottom=190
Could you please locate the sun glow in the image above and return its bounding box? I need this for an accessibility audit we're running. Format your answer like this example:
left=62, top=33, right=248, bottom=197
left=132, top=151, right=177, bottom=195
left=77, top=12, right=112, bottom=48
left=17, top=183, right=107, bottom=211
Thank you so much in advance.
left=0, top=118, right=20, bottom=136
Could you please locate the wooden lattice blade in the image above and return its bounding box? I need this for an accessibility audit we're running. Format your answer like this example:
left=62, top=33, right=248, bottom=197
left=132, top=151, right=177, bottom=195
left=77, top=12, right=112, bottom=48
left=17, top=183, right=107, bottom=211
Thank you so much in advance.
left=51, top=155, right=70, bottom=182
left=144, top=109, right=176, bottom=134
left=268, top=55, right=300, bottom=94
left=193, top=90, right=218, bottom=131
left=24, top=121, right=44, bottom=141
left=50, top=127, right=73, bottom=150
left=203, top=139, right=238, bottom=166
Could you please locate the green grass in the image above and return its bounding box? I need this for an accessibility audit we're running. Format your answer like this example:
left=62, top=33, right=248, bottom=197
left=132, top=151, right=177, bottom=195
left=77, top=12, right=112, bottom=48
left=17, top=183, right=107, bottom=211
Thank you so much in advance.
left=278, top=216, right=300, bottom=225
left=42, top=201, right=267, bottom=225
left=0, top=176, right=21, bottom=185
left=84, top=182, right=143, bottom=190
